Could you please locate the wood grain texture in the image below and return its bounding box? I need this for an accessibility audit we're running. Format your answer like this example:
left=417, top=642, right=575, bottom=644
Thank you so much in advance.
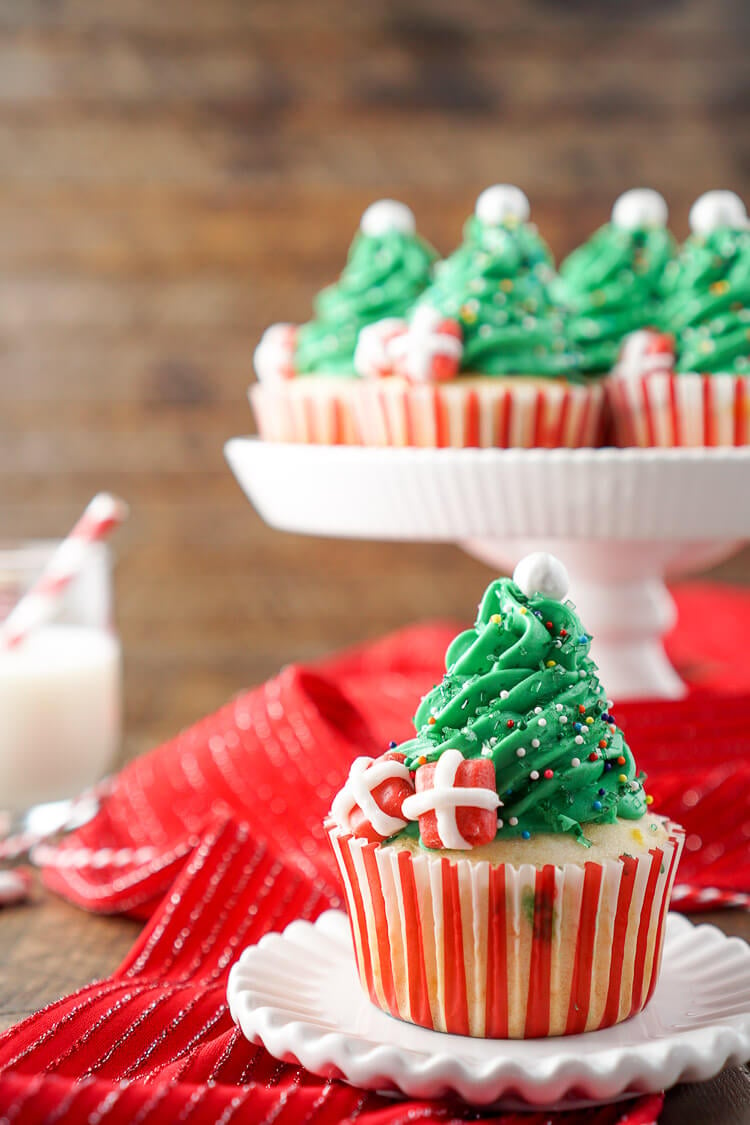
left=0, top=0, right=747, bottom=1116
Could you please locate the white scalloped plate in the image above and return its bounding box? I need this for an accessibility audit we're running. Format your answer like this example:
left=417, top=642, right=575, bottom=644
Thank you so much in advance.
left=227, top=910, right=750, bottom=1111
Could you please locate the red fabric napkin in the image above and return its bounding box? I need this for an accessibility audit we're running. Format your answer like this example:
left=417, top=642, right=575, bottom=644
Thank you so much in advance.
left=40, top=583, right=750, bottom=916
left=1, top=582, right=749, bottom=1122
left=0, top=817, right=665, bottom=1125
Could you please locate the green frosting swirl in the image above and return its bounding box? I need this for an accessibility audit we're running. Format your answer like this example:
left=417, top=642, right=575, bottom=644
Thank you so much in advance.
left=414, top=215, right=580, bottom=378
left=396, top=576, right=647, bottom=847
left=659, top=227, right=750, bottom=374
left=555, top=224, right=675, bottom=374
left=294, top=229, right=437, bottom=376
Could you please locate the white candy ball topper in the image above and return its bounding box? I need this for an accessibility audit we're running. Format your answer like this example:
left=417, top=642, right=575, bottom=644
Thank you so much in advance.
left=689, top=190, right=748, bottom=235
left=360, top=199, right=416, bottom=237
left=475, top=184, right=530, bottom=226
left=611, top=188, right=668, bottom=230
left=513, top=552, right=569, bottom=602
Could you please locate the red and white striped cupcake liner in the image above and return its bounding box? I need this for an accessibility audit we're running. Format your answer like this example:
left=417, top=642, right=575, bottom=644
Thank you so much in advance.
left=608, top=371, right=750, bottom=447
left=249, top=383, right=361, bottom=445
left=328, top=821, right=684, bottom=1039
left=354, top=378, right=605, bottom=448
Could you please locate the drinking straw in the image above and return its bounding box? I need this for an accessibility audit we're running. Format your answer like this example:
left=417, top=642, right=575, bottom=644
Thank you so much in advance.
left=0, top=492, right=128, bottom=649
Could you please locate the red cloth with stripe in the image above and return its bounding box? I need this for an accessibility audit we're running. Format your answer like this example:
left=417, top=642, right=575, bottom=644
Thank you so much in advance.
left=1, top=582, right=749, bottom=1121
left=38, top=582, right=750, bottom=917
left=0, top=820, right=665, bottom=1124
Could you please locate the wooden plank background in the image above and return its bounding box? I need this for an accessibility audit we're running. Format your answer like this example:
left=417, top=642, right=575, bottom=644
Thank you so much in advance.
left=0, top=7, right=749, bottom=1116
left=0, top=0, right=748, bottom=758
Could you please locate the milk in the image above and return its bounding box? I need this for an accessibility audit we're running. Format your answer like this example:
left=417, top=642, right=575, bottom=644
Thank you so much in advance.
left=0, top=625, right=121, bottom=812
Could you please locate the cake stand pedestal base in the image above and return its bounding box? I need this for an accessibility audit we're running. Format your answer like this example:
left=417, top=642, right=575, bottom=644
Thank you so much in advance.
left=225, top=440, right=750, bottom=701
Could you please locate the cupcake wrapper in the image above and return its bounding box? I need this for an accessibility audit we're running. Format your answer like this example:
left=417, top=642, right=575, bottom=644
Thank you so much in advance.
left=355, top=379, right=605, bottom=449
left=328, top=822, right=684, bottom=1038
left=249, top=383, right=361, bottom=445
left=608, top=372, right=750, bottom=447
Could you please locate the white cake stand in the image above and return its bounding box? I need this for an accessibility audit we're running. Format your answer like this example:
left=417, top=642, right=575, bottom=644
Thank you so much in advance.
left=225, top=439, right=750, bottom=701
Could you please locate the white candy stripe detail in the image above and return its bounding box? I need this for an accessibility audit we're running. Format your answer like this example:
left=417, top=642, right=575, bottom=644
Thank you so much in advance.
left=615, top=331, right=674, bottom=382
left=401, top=748, right=499, bottom=850
left=354, top=319, right=407, bottom=378
left=331, top=756, right=411, bottom=838
left=426, top=749, right=461, bottom=850
left=389, top=307, right=463, bottom=383
left=401, top=787, right=501, bottom=819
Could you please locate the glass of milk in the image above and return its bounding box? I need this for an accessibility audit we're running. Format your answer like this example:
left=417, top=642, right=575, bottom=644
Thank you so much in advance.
left=0, top=541, right=122, bottom=814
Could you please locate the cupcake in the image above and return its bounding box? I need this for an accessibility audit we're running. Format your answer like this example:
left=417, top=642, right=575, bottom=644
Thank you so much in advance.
left=250, top=200, right=437, bottom=444
left=327, top=552, right=683, bottom=1038
left=609, top=190, right=750, bottom=446
left=555, top=189, right=675, bottom=377
left=353, top=186, right=604, bottom=448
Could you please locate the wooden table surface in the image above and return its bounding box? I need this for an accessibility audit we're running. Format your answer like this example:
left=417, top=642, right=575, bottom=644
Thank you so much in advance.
left=0, top=0, right=748, bottom=1118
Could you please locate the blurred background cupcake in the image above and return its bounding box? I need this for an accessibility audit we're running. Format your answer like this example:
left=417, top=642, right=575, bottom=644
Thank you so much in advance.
left=354, top=185, right=604, bottom=448
left=609, top=190, right=750, bottom=446
left=251, top=200, right=437, bottom=443
left=554, top=188, right=675, bottom=376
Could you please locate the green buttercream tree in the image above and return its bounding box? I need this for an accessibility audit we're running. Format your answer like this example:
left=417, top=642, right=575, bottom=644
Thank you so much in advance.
left=397, top=555, right=647, bottom=845
left=660, top=191, right=750, bottom=375
left=413, top=185, right=578, bottom=378
left=294, top=200, right=437, bottom=376
left=555, top=189, right=675, bottom=375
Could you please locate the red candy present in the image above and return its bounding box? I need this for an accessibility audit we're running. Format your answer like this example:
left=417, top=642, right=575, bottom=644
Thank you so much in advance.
left=331, top=750, right=415, bottom=843
left=254, top=322, right=298, bottom=385
left=391, top=305, right=463, bottom=384
left=401, top=748, right=500, bottom=849
left=354, top=318, right=408, bottom=379
left=354, top=309, right=463, bottom=384
left=616, top=328, right=675, bottom=380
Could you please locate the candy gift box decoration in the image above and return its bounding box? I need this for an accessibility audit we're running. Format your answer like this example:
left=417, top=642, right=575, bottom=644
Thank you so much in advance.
left=401, top=749, right=500, bottom=849
left=330, top=750, right=414, bottom=844
left=327, top=551, right=684, bottom=1038
left=355, top=305, right=464, bottom=384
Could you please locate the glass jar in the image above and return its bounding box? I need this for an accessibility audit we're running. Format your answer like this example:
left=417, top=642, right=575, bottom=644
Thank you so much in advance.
left=0, top=541, right=122, bottom=813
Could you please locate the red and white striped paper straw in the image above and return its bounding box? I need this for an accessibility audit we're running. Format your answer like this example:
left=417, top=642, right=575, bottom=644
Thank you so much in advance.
left=0, top=492, right=128, bottom=649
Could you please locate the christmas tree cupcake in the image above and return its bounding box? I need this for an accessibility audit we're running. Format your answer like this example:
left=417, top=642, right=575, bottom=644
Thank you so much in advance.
left=555, top=189, right=675, bottom=375
left=609, top=190, right=750, bottom=446
left=250, top=200, right=437, bottom=444
left=353, top=186, right=604, bottom=448
left=327, top=553, right=684, bottom=1038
